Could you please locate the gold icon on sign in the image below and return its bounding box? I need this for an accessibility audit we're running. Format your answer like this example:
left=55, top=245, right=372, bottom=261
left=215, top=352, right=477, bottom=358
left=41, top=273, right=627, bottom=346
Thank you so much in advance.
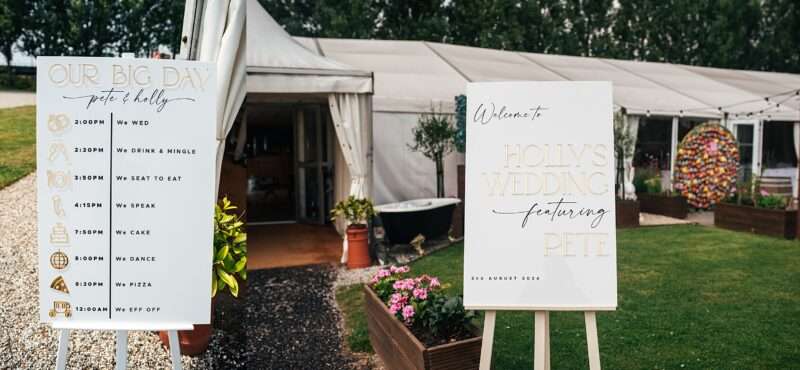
left=52, top=195, right=65, bottom=218
left=47, top=170, right=71, bottom=190
left=50, top=251, right=69, bottom=270
left=50, top=276, right=70, bottom=294
left=47, top=142, right=71, bottom=164
left=48, top=301, right=72, bottom=318
left=50, top=223, right=69, bottom=244
left=47, top=114, right=71, bottom=136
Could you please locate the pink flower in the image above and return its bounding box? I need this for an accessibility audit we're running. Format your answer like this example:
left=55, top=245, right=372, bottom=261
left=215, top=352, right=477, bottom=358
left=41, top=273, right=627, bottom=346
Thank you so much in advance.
left=413, top=288, right=428, bottom=300
left=390, top=293, right=407, bottom=305
left=402, top=305, right=415, bottom=321
left=390, top=265, right=410, bottom=274
left=393, top=278, right=415, bottom=291
left=389, top=303, right=402, bottom=314
left=760, top=189, right=770, bottom=196
left=429, top=277, right=440, bottom=288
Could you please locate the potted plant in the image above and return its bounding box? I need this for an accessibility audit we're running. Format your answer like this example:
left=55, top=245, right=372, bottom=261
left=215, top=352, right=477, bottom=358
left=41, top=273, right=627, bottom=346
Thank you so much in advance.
left=160, top=197, right=247, bottom=354
left=409, top=106, right=457, bottom=198
left=365, top=266, right=481, bottom=370
left=715, top=177, right=797, bottom=239
left=614, top=110, right=639, bottom=227
left=331, top=195, right=375, bottom=269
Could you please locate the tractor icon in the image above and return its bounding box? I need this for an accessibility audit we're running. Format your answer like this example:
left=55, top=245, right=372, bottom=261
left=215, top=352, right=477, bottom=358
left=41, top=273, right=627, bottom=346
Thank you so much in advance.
left=48, top=301, right=72, bottom=318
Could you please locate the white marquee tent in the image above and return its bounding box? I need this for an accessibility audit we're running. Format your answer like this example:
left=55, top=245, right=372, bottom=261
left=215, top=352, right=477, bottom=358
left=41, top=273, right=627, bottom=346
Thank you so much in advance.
left=247, top=0, right=800, bottom=203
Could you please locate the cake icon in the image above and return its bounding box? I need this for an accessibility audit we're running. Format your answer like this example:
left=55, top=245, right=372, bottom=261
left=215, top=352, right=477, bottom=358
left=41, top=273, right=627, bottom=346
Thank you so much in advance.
left=50, top=223, right=69, bottom=245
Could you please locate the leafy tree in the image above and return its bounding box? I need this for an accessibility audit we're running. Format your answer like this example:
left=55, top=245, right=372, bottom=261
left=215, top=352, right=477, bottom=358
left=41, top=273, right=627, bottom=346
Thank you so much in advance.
left=116, top=0, right=185, bottom=57
left=21, top=0, right=183, bottom=58
left=409, top=107, right=457, bottom=198
left=259, top=0, right=378, bottom=39
left=0, top=0, right=26, bottom=82
left=375, top=0, right=448, bottom=41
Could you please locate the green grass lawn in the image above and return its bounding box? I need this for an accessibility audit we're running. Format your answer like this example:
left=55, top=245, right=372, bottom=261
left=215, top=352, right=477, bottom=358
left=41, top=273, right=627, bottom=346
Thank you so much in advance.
left=336, top=225, right=800, bottom=369
left=0, top=106, right=36, bottom=188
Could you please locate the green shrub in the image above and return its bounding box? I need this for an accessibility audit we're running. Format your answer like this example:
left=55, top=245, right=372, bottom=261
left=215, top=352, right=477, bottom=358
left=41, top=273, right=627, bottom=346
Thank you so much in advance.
left=643, top=177, right=662, bottom=194
left=756, top=194, right=788, bottom=210
left=213, top=197, right=247, bottom=297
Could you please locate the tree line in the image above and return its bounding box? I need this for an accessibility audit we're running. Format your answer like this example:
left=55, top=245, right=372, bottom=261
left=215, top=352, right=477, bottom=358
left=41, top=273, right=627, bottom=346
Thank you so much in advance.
left=261, top=0, right=799, bottom=74
left=0, top=0, right=184, bottom=68
left=0, top=0, right=797, bottom=76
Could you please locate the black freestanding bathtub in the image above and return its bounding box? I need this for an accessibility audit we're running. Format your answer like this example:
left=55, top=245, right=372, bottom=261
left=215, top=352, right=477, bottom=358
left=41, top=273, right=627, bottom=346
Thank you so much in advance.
left=375, top=198, right=461, bottom=245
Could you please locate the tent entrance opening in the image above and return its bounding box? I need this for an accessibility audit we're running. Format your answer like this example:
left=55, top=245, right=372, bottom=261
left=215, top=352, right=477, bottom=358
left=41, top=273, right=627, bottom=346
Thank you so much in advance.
left=246, top=103, right=334, bottom=224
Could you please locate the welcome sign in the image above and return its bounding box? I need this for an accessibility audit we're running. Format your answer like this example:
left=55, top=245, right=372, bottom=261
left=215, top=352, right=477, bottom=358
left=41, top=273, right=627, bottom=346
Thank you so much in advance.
left=464, top=81, right=617, bottom=310
left=37, top=57, right=216, bottom=326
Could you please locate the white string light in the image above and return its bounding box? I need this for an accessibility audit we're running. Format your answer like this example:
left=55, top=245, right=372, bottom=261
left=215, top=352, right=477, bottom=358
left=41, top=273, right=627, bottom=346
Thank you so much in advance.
left=627, top=88, right=800, bottom=119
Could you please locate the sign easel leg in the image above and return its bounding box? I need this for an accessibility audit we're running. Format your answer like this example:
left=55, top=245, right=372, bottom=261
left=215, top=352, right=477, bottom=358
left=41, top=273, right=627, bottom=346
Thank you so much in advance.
left=478, top=310, right=496, bottom=370
left=55, top=329, right=69, bottom=370
left=533, top=311, right=550, bottom=370
left=585, top=311, right=601, bottom=370
left=168, top=330, right=184, bottom=370
left=114, top=330, right=128, bottom=370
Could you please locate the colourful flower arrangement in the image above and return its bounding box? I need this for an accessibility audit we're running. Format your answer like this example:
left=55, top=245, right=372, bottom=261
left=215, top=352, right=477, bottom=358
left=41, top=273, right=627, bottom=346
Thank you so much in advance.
left=370, top=265, right=475, bottom=346
left=673, top=122, right=739, bottom=209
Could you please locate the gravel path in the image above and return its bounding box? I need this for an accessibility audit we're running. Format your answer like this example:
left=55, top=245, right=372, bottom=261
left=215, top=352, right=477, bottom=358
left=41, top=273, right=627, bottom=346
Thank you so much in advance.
left=0, top=174, right=239, bottom=370
left=0, top=90, right=35, bottom=108
left=246, top=265, right=362, bottom=370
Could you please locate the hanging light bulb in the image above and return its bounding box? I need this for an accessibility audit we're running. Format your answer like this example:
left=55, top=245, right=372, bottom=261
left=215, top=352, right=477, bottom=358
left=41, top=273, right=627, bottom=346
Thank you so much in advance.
left=646, top=109, right=651, bottom=117
left=679, top=110, right=684, bottom=117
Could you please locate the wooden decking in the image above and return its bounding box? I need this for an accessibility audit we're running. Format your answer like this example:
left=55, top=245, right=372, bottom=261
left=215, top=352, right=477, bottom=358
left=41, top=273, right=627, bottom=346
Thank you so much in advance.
left=247, top=223, right=343, bottom=270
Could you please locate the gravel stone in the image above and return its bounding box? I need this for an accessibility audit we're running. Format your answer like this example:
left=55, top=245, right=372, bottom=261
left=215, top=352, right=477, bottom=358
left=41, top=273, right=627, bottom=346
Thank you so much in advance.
left=246, top=265, right=362, bottom=370
left=0, top=175, right=232, bottom=370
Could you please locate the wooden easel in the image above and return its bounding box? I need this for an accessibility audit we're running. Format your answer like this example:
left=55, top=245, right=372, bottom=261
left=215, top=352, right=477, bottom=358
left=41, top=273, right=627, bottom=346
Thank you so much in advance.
left=52, top=323, right=193, bottom=370
left=479, top=311, right=602, bottom=370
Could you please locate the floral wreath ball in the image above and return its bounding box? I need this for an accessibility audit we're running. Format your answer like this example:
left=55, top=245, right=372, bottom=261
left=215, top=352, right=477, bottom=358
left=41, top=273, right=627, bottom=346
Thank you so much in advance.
left=673, top=122, right=739, bottom=209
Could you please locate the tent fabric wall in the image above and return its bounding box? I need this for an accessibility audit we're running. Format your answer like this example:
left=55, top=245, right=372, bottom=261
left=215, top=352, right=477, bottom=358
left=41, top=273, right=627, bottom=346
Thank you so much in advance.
left=328, top=93, right=373, bottom=263
left=621, top=115, right=640, bottom=200
left=372, top=112, right=462, bottom=204
left=195, top=0, right=246, bottom=193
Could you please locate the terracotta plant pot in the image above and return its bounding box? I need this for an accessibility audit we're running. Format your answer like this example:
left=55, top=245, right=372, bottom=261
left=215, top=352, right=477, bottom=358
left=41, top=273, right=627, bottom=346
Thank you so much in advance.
left=347, top=224, right=371, bottom=269
left=158, top=298, right=215, bottom=355
left=159, top=324, right=212, bottom=356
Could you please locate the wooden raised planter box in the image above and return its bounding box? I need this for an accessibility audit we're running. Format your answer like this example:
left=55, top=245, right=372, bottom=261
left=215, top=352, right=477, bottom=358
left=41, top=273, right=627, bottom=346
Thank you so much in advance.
left=364, top=286, right=481, bottom=370
left=637, top=193, right=688, bottom=219
left=714, top=202, right=797, bottom=239
left=616, top=199, right=640, bottom=228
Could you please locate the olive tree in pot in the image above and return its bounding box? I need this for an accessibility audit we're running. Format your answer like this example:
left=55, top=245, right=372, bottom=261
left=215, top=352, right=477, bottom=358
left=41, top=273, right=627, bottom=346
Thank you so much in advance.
left=409, top=107, right=457, bottom=198
left=331, top=195, right=375, bottom=269
left=159, top=197, right=247, bottom=355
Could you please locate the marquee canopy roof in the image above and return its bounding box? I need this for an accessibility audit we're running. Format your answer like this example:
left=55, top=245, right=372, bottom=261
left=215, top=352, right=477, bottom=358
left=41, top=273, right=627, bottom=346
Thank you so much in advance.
left=246, top=0, right=372, bottom=94
left=248, top=0, right=799, bottom=120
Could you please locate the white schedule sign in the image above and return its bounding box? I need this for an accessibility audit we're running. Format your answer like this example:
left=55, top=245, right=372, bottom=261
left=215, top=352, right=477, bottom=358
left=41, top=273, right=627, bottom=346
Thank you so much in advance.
left=464, top=81, right=617, bottom=310
left=37, top=57, right=216, bottom=326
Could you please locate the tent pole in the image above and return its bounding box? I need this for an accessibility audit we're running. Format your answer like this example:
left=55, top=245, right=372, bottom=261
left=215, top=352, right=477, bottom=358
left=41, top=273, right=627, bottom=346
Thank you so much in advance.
left=179, top=0, right=206, bottom=60
left=669, top=117, right=679, bottom=189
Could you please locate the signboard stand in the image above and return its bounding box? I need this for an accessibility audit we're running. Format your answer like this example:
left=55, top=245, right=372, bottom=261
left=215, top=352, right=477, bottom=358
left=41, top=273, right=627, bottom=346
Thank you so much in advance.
left=465, top=81, right=616, bottom=370
left=37, top=57, right=216, bottom=370
left=53, top=322, right=193, bottom=370
left=478, top=311, right=601, bottom=370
